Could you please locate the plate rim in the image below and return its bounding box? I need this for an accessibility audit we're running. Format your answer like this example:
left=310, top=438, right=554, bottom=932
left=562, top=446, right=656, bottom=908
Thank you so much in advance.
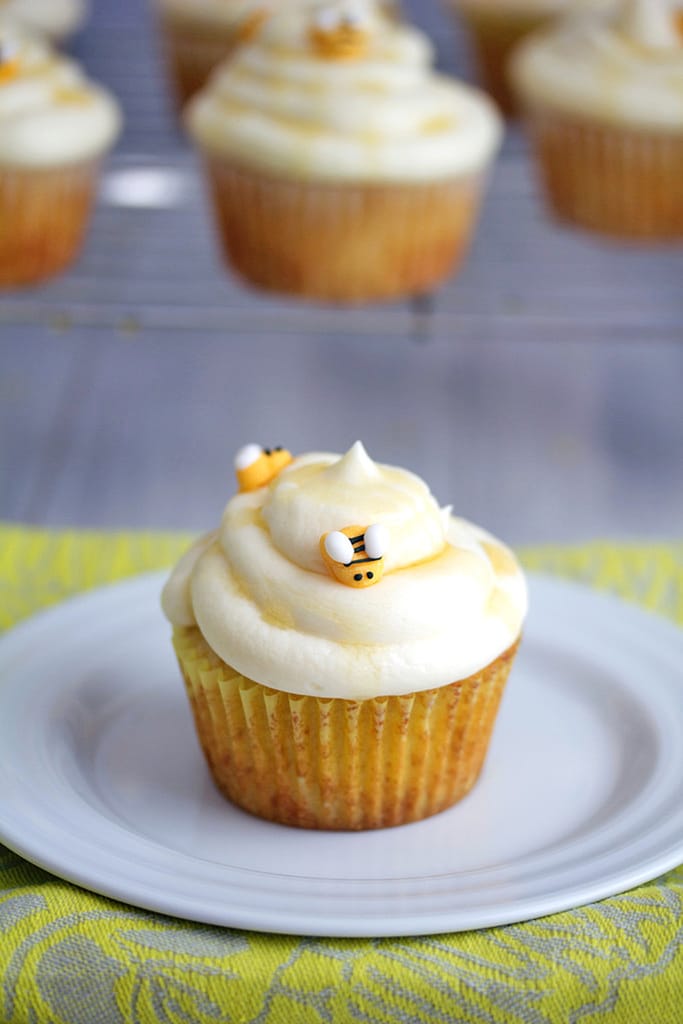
left=1, top=570, right=683, bottom=937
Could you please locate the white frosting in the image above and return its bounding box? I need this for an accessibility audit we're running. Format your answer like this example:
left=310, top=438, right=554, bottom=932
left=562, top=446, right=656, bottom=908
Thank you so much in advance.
left=0, top=0, right=87, bottom=40
left=162, top=442, right=527, bottom=700
left=185, top=4, right=502, bottom=182
left=0, top=20, right=122, bottom=166
left=512, top=0, right=683, bottom=129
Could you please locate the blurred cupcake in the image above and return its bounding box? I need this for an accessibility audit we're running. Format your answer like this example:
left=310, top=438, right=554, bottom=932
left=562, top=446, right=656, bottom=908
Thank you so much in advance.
left=162, top=441, right=527, bottom=830
left=445, top=0, right=612, bottom=115
left=0, top=20, right=122, bottom=287
left=185, top=0, right=502, bottom=303
left=154, top=0, right=271, bottom=110
left=0, top=0, right=88, bottom=43
left=511, top=0, right=683, bottom=239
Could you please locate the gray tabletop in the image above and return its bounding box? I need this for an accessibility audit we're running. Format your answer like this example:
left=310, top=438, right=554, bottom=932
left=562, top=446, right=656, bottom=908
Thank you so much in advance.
left=1, top=0, right=682, bottom=545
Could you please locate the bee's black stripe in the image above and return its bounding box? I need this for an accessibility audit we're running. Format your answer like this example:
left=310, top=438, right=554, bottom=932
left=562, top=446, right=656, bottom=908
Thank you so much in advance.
left=350, top=556, right=380, bottom=565
left=349, top=534, right=364, bottom=544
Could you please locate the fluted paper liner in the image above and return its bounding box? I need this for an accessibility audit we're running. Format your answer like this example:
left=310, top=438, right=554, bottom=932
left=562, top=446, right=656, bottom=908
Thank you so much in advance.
left=173, top=626, right=520, bottom=830
left=200, top=158, right=486, bottom=302
left=0, top=160, right=101, bottom=287
left=522, top=109, right=683, bottom=239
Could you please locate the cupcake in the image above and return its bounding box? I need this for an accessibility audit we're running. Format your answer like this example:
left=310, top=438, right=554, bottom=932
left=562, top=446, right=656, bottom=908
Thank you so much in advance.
left=185, top=0, right=502, bottom=303
left=445, top=0, right=612, bottom=115
left=0, top=0, right=88, bottom=44
left=511, top=0, right=683, bottom=238
left=161, top=441, right=527, bottom=831
left=0, top=20, right=122, bottom=287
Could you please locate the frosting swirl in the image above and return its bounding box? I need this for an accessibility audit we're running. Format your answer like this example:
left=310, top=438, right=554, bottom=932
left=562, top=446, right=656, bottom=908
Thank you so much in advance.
left=0, top=0, right=87, bottom=40
left=512, top=0, right=683, bottom=129
left=0, top=19, right=121, bottom=166
left=185, top=3, right=502, bottom=182
left=162, top=443, right=527, bottom=699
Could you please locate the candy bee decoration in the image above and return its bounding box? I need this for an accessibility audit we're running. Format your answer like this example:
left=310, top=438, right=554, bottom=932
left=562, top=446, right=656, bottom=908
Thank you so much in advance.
left=234, top=443, right=293, bottom=492
left=309, top=0, right=372, bottom=60
left=0, top=38, right=20, bottom=84
left=321, top=523, right=388, bottom=588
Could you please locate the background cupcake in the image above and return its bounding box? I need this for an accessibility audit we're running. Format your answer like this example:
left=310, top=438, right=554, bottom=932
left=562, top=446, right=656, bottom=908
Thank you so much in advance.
left=153, top=0, right=270, bottom=111
left=154, top=0, right=400, bottom=111
left=0, top=0, right=88, bottom=43
left=162, top=442, right=527, bottom=831
left=0, top=19, right=122, bottom=287
left=444, top=0, right=612, bottom=115
left=511, top=0, right=683, bottom=239
left=185, top=0, right=502, bottom=303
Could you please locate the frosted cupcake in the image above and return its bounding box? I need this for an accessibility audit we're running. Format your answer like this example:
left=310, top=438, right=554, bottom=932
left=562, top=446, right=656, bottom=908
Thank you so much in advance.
left=0, top=0, right=88, bottom=43
left=185, top=0, right=502, bottom=303
left=511, top=0, right=683, bottom=238
left=162, top=442, right=527, bottom=831
left=0, top=20, right=121, bottom=287
left=445, top=0, right=612, bottom=114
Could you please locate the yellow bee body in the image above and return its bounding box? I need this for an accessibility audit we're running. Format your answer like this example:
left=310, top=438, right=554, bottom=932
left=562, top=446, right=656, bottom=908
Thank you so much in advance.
left=234, top=444, right=293, bottom=493
left=320, top=523, right=388, bottom=589
left=308, top=3, right=370, bottom=60
left=0, top=41, right=20, bottom=85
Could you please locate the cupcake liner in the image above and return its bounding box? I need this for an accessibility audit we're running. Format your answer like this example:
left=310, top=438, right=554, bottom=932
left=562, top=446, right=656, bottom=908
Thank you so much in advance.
left=157, top=16, right=243, bottom=109
left=523, top=108, right=683, bottom=239
left=447, top=5, right=548, bottom=115
left=0, top=160, right=101, bottom=287
left=201, top=158, right=487, bottom=302
left=172, top=626, right=520, bottom=831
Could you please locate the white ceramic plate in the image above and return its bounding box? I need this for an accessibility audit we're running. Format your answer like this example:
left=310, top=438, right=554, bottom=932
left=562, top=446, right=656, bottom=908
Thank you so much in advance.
left=1, top=572, right=683, bottom=937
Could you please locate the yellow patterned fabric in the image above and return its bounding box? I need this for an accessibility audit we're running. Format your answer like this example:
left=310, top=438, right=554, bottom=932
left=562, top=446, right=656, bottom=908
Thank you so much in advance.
left=1, top=523, right=683, bottom=1024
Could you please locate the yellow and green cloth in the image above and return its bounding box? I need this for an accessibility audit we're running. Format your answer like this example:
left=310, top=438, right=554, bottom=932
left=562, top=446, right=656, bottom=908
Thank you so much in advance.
left=1, top=524, right=683, bottom=1024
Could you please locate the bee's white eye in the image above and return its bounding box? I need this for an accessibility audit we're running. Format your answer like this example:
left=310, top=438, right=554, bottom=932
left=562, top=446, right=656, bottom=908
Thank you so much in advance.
left=364, top=523, right=388, bottom=560
left=342, top=0, right=369, bottom=26
left=0, top=39, right=19, bottom=63
left=234, top=443, right=263, bottom=471
left=324, top=531, right=355, bottom=565
left=315, top=6, right=339, bottom=30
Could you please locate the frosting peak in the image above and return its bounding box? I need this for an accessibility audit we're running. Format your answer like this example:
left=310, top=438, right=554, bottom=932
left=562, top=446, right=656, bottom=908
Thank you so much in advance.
left=162, top=445, right=527, bottom=699
left=320, top=440, right=379, bottom=484
left=260, top=444, right=447, bottom=574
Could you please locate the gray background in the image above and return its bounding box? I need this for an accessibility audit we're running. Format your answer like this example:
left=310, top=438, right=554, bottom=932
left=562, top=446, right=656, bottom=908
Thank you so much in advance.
left=1, top=0, right=682, bottom=544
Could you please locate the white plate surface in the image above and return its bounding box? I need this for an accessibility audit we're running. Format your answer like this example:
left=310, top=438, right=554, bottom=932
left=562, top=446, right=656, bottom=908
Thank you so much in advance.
left=1, top=572, right=683, bottom=937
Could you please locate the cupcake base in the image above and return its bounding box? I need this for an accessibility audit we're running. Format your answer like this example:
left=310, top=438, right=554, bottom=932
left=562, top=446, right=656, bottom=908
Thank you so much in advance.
left=0, top=160, right=100, bottom=288
left=523, top=109, right=683, bottom=240
left=201, top=158, right=486, bottom=302
left=172, top=626, right=520, bottom=831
